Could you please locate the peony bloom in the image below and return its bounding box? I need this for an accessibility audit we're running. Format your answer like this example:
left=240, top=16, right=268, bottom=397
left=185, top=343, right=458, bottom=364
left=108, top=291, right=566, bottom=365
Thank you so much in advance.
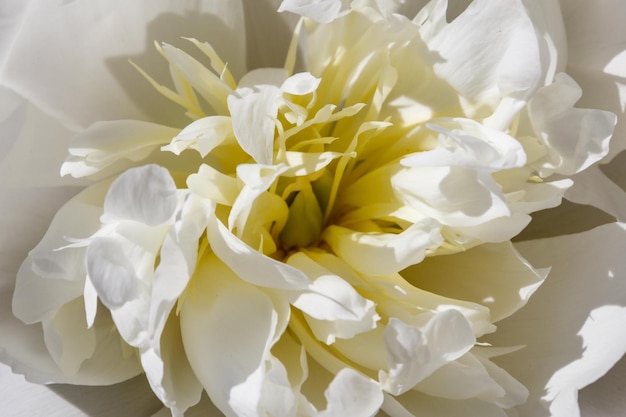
left=1, top=0, right=625, bottom=416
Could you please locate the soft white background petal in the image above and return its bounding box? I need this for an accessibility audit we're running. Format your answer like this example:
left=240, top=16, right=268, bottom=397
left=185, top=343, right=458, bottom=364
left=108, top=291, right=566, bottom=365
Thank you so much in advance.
left=487, top=223, right=626, bottom=417
left=0, top=363, right=162, bottom=417
left=0, top=0, right=246, bottom=130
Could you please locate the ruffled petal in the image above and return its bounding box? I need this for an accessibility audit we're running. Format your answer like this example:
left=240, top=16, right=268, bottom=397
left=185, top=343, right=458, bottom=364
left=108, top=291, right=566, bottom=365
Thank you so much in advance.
left=528, top=73, right=615, bottom=176
left=561, top=0, right=626, bottom=160
left=380, top=310, right=475, bottom=395
left=286, top=252, right=379, bottom=344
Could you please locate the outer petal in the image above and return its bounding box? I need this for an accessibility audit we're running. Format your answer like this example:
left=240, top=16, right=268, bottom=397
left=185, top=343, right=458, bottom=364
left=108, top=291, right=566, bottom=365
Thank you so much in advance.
left=565, top=165, right=626, bottom=222
left=286, top=252, right=379, bottom=344
left=12, top=181, right=109, bottom=324
left=0, top=0, right=246, bottom=129
left=528, top=73, right=615, bottom=176
left=401, top=241, right=546, bottom=322
left=380, top=310, right=475, bottom=396
left=0, top=363, right=161, bottom=417
left=561, top=0, right=626, bottom=160
left=488, top=223, right=626, bottom=417
left=61, top=121, right=180, bottom=179
left=0, top=88, right=81, bottom=187
left=179, top=253, right=286, bottom=417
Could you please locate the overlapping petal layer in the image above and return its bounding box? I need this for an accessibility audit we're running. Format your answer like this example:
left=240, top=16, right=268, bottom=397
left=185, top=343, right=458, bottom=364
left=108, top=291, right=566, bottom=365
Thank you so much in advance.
left=1, top=0, right=625, bottom=416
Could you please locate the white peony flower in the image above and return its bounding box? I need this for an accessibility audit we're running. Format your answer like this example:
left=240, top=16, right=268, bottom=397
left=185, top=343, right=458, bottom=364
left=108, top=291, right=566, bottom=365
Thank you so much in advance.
left=1, top=1, right=625, bottom=416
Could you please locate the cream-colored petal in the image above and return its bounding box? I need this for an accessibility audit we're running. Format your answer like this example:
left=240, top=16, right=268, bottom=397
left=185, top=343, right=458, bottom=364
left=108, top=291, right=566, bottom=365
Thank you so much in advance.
left=401, top=241, right=546, bottom=323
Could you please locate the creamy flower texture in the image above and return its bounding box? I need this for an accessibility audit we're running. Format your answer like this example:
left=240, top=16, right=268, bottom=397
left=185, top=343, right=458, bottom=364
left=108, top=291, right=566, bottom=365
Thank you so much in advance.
left=3, top=1, right=626, bottom=417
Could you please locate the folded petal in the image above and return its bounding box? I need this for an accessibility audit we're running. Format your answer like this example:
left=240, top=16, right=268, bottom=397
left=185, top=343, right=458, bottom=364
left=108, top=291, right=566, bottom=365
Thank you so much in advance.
left=528, top=73, right=615, bottom=176
left=179, top=253, right=287, bottom=417
left=286, top=252, right=379, bottom=344
left=207, top=207, right=311, bottom=290
left=380, top=310, right=475, bottom=395
left=323, top=220, right=442, bottom=276
left=228, top=68, right=287, bottom=165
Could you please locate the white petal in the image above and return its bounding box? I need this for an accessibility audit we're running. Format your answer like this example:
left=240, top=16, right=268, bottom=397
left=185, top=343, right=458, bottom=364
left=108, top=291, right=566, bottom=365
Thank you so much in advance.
left=401, top=118, right=526, bottom=171
left=0, top=0, right=246, bottom=129
left=383, top=390, right=508, bottom=417
left=86, top=237, right=142, bottom=310
left=488, top=222, right=626, bottom=416
left=207, top=207, right=311, bottom=290
left=323, top=220, right=442, bottom=276
left=228, top=68, right=287, bottom=165
left=281, top=72, right=321, bottom=95
left=141, top=318, right=203, bottom=417
left=0, top=363, right=160, bottom=417
left=380, top=310, right=475, bottom=395
left=528, top=73, right=615, bottom=176
left=414, top=350, right=527, bottom=408
left=318, top=368, right=383, bottom=417
left=287, top=252, right=379, bottom=344
left=41, top=298, right=96, bottom=376
left=561, top=0, right=626, bottom=160
left=179, top=253, right=283, bottom=417
left=61, top=121, right=180, bottom=179
left=0, top=90, right=81, bottom=187
left=401, top=241, right=546, bottom=322
left=162, top=116, right=234, bottom=157
left=228, top=163, right=287, bottom=231
left=423, top=0, right=541, bottom=107
left=102, top=164, right=179, bottom=226
left=12, top=181, right=109, bottom=324
left=148, top=194, right=211, bottom=341
left=278, top=0, right=346, bottom=23
left=565, top=165, right=626, bottom=222
left=392, top=165, right=511, bottom=228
